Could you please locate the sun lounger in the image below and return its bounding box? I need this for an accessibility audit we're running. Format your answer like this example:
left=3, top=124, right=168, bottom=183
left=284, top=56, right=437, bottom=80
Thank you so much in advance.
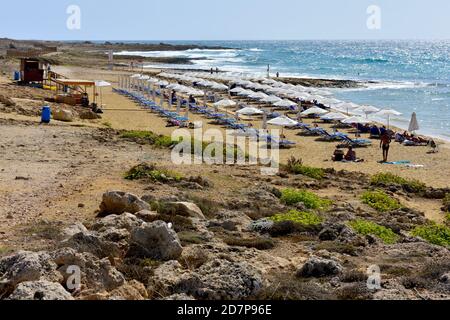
left=340, top=136, right=372, bottom=148
left=316, top=128, right=348, bottom=141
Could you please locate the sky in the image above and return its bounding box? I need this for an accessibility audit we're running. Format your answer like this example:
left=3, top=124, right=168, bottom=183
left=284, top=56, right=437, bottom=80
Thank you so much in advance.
left=0, top=0, right=449, bottom=41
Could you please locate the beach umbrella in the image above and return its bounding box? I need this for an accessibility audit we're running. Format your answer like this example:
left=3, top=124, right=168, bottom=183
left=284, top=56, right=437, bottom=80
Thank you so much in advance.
left=213, top=99, right=237, bottom=108
left=230, top=87, right=244, bottom=94
left=376, top=109, right=402, bottom=128
left=274, top=99, right=296, bottom=108
left=267, top=116, right=298, bottom=127
left=336, top=102, right=359, bottom=115
left=342, top=116, right=372, bottom=124
left=355, top=105, right=380, bottom=118
left=301, top=107, right=328, bottom=116
left=320, top=112, right=348, bottom=121
left=94, top=80, right=111, bottom=107
left=408, top=112, right=420, bottom=133
left=237, top=107, right=264, bottom=116
left=261, top=95, right=282, bottom=104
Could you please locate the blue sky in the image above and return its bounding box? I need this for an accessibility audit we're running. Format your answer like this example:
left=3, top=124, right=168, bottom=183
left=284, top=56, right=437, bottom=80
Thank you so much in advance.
left=1, top=0, right=449, bottom=40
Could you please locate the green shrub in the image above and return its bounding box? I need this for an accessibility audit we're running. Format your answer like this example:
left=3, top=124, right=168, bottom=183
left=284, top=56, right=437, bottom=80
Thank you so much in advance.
left=361, top=190, right=402, bottom=212
left=349, top=220, right=399, bottom=244
left=281, top=189, right=332, bottom=210
left=270, top=210, right=323, bottom=227
left=412, top=223, right=450, bottom=247
left=371, top=173, right=426, bottom=193
left=284, top=157, right=325, bottom=180
left=177, top=231, right=208, bottom=245
left=125, top=163, right=183, bottom=182
left=443, top=193, right=450, bottom=209
left=121, top=130, right=176, bottom=148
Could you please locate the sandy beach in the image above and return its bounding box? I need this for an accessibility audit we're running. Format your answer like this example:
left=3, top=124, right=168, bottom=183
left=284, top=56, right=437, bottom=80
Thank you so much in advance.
left=52, top=65, right=450, bottom=189
left=1, top=40, right=449, bottom=301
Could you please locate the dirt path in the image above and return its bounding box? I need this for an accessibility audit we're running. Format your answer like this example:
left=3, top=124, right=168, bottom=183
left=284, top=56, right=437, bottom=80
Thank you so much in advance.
left=0, top=118, right=168, bottom=251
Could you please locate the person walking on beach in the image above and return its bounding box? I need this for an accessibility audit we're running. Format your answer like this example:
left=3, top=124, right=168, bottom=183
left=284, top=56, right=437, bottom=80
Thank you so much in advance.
left=380, top=131, right=392, bottom=163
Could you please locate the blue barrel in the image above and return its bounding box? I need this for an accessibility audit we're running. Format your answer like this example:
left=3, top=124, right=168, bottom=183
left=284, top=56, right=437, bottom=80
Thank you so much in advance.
left=14, top=71, right=20, bottom=81
left=41, top=106, right=51, bottom=124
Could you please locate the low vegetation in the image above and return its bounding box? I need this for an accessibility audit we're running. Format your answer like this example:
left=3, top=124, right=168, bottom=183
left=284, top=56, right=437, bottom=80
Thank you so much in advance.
left=120, top=130, right=176, bottom=148
left=371, top=173, right=426, bottom=193
left=412, top=223, right=450, bottom=247
left=22, top=220, right=63, bottom=241
left=270, top=210, right=323, bottom=227
left=284, top=157, right=325, bottom=180
left=361, top=190, right=402, bottom=212
left=125, top=163, right=183, bottom=182
left=223, top=236, right=275, bottom=250
left=315, top=241, right=359, bottom=256
left=281, top=189, right=332, bottom=210
left=349, top=219, right=399, bottom=244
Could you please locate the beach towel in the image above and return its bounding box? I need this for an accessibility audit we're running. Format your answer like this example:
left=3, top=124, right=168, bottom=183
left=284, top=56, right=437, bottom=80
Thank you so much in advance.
left=382, top=160, right=411, bottom=165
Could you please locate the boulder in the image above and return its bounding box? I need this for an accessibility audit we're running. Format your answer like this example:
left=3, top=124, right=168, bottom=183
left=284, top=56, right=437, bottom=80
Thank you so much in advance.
left=130, top=221, right=183, bottom=261
left=99, top=191, right=150, bottom=217
left=53, top=109, right=74, bottom=122
left=0, top=251, right=62, bottom=292
left=79, top=110, right=101, bottom=120
left=92, top=213, right=144, bottom=232
left=135, top=210, right=159, bottom=223
left=165, top=202, right=205, bottom=219
left=107, top=280, right=149, bottom=300
left=8, top=281, right=74, bottom=300
left=61, top=223, right=89, bottom=240
left=297, top=257, right=343, bottom=278
left=174, top=259, right=263, bottom=300
left=440, top=273, right=450, bottom=284
left=52, top=248, right=125, bottom=292
left=61, top=229, right=122, bottom=259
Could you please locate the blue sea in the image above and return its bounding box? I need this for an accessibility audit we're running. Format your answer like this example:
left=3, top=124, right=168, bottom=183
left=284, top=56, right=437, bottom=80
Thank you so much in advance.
left=116, top=40, right=450, bottom=140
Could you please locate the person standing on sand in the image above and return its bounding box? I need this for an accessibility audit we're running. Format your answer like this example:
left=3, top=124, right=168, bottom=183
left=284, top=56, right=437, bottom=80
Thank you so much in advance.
left=380, top=132, right=392, bottom=163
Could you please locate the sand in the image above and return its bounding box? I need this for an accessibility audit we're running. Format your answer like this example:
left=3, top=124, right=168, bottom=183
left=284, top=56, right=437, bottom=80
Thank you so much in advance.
left=53, top=65, right=450, bottom=189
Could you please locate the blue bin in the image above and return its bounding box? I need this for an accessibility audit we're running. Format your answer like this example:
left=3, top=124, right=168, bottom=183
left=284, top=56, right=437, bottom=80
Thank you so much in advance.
left=41, top=106, right=51, bottom=124
left=14, top=71, right=21, bottom=81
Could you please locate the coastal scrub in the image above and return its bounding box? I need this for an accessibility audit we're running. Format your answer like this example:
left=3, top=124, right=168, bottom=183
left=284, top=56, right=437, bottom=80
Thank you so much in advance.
left=270, top=210, right=323, bottom=227
left=349, top=220, right=399, bottom=244
left=412, top=223, right=450, bottom=247
left=281, top=189, right=332, bottom=210
left=371, top=173, right=426, bottom=193
left=284, top=157, right=325, bottom=180
left=125, top=163, right=183, bottom=182
left=361, top=190, right=402, bottom=212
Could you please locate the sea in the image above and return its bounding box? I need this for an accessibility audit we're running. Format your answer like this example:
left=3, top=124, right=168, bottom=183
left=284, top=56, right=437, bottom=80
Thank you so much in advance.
left=115, top=40, right=450, bottom=141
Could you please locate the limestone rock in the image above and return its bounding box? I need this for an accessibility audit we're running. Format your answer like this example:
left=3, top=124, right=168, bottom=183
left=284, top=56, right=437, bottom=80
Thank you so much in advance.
left=53, top=109, right=74, bottom=122
left=99, top=191, right=150, bottom=217
left=130, top=221, right=183, bottom=261
left=165, top=202, right=205, bottom=219
left=297, top=257, right=343, bottom=278
left=8, top=281, right=74, bottom=300
left=92, top=213, right=143, bottom=232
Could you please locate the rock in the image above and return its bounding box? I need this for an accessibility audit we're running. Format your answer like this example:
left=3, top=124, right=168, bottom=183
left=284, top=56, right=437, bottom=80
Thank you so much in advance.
left=248, top=219, right=274, bottom=233
left=0, top=94, right=15, bottom=107
left=61, top=230, right=122, bottom=259
left=163, top=293, right=196, bottom=300
left=174, top=259, right=263, bottom=300
left=135, top=210, right=159, bottom=222
left=98, top=191, right=150, bottom=217
left=187, top=176, right=213, bottom=188
left=51, top=248, right=125, bottom=292
left=8, top=281, right=74, bottom=300
left=62, top=223, right=89, bottom=240
left=92, top=213, right=143, bottom=232
left=440, top=273, right=450, bottom=284
left=53, top=109, right=74, bottom=122
left=129, top=221, right=183, bottom=261
left=208, top=220, right=238, bottom=232
left=0, top=251, right=62, bottom=293
left=80, top=110, right=101, bottom=120
left=107, top=280, right=148, bottom=300
left=165, top=202, right=205, bottom=219
left=297, top=257, right=343, bottom=278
